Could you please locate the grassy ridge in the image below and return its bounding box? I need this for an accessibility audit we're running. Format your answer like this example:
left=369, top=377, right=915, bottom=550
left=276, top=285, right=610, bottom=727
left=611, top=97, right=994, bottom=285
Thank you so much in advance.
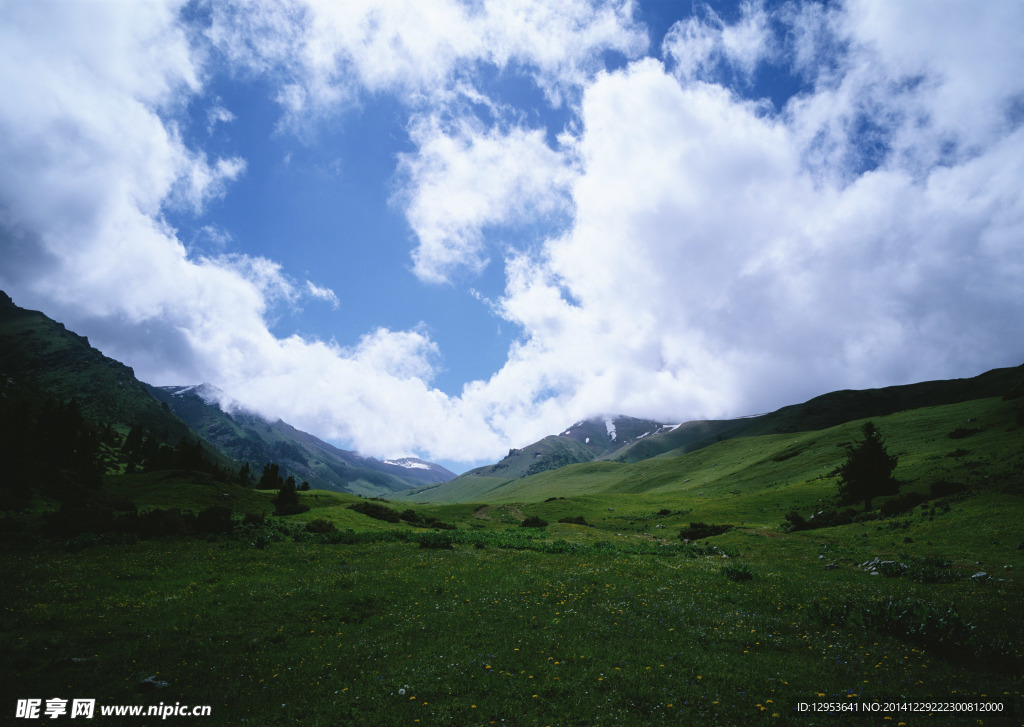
left=397, top=395, right=1022, bottom=509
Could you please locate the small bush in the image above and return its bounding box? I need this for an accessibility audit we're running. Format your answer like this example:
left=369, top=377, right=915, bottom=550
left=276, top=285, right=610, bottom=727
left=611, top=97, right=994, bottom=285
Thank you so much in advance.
left=781, top=510, right=808, bottom=532
left=426, top=518, right=456, bottom=530
left=195, top=506, right=234, bottom=535
left=722, top=564, right=753, bottom=582
left=558, top=515, right=590, bottom=526
left=305, top=518, right=336, bottom=534
left=880, top=492, right=926, bottom=517
left=930, top=480, right=965, bottom=498
left=399, top=509, right=425, bottom=525
left=679, top=522, right=731, bottom=540
left=520, top=516, right=548, bottom=528
left=132, top=508, right=191, bottom=538
left=418, top=531, right=455, bottom=549
left=806, top=508, right=856, bottom=528
left=348, top=501, right=401, bottom=523
left=242, top=512, right=266, bottom=526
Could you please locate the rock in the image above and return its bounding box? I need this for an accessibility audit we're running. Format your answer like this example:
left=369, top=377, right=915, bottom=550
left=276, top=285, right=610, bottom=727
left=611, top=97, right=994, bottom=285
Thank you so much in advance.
left=138, top=676, right=170, bottom=692
left=971, top=572, right=988, bottom=581
left=825, top=564, right=839, bottom=570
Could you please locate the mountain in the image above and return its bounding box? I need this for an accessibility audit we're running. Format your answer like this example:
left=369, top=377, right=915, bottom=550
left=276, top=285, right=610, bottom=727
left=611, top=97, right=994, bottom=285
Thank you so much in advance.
left=397, top=363, right=1024, bottom=503
left=458, top=416, right=673, bottom=481
left=0, top=291, right=198, bottom=444
left=146, top=384, right=456, bottom=497
left=607, top=363, right=1024, bottom=463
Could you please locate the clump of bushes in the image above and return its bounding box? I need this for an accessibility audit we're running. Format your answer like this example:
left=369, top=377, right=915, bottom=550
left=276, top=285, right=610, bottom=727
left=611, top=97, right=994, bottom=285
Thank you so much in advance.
left=930, top=480, right=965, bottom=497
left=722, top=564, right=753, bottom=582
left=948, top=426, right=983, bottom=439
left=879, top=492, right=927, bottom=517
left=678, top=522, right=731, bottom=540
left=348, top=501, right=401, bottom=523
left=305, top=518, right=336, bottom=534
left=195, top=505, right=234, bottom=535
left=398, top=509, right=455, bottom=529
left=418, top=531, right=455, bottom=549
left=558, top=515, right=590, bottom=526
left=520, top=516, right=548, bottom=528
left=781, top=510, right=808, bottom=532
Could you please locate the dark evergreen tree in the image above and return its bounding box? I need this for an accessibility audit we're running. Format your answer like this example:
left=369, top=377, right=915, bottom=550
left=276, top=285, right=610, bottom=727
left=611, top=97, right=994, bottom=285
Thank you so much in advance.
left=837, top=422, right=899, bottom=511
left=273, top=475, right=307, bottom=516
left=258, top=463, right=283, bottom=490
left=237, top=461, right=252, bottom=488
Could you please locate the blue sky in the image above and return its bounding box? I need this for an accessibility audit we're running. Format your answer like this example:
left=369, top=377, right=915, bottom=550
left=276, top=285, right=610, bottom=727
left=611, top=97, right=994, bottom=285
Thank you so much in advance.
left=2, top=1, right=1023, bottom=472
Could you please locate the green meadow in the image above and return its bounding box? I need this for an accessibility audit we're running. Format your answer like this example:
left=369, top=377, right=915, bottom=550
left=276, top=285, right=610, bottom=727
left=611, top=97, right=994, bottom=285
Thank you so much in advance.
left=2, top=396, right=1023, bottom=725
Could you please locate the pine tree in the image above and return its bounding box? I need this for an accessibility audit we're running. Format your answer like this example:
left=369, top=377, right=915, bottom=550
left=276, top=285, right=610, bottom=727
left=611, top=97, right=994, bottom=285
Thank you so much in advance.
left=273, top=475, right=307, bottom=516
left=837, top=422, right=899, bottom=511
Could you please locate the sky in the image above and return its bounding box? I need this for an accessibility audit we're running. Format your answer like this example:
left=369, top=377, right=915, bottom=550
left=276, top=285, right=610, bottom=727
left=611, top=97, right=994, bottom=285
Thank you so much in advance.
left=1, top=0, right=1023, bottom=473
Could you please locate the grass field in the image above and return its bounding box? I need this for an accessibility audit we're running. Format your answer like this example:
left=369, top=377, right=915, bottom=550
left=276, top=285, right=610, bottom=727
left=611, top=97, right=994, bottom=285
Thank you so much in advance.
left=2, top=396, right=1022, bottom=725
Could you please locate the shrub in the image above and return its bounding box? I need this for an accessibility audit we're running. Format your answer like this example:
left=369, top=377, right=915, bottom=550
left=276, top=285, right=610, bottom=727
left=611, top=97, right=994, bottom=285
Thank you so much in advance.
left=242, top=512, right=266, bottom=526
left=722, top=564, right=753, bottom=582
left=880, top=492, right=927, bottom=517
left=948, top=426, right=983, bottom=439
left=348, top=501, right=401, bottom=523
left=399, top=509, right=425, bottom=525
left=930, top=480, right=965, bottom=498
left=520, top=516, right=548, bottom=528
left=678, top=522, right=731, bottom=540
left=418, top=531, right=455, bottom=549
left=195, top=506, right=234, bottom=535
left=305, top=518, right=336, bottom=534
left=781, top=510, right=808, bottom=532
left=806, top=508, right=856, bottom=528
left=426, top=518, right=456, bottom=530
left=132, top=508, right=191, bottom=538
left=558, top=515, right=590, bottom=526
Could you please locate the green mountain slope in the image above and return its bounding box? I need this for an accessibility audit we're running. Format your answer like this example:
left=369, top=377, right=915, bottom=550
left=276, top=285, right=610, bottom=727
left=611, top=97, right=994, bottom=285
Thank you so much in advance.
left=611, top=364, right=1024, bottom=462
left=146, top=384, right=456, bottom=497
left=0, top=291, right=197, bottom=443
left=397, top=366, right=1023, bottom=504
left=454, top=415, right=672, bottom=482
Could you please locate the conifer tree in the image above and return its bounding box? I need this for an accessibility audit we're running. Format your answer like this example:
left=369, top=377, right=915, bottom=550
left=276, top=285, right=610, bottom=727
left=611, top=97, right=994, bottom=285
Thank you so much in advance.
left=837, top=422, right=899, bottom=511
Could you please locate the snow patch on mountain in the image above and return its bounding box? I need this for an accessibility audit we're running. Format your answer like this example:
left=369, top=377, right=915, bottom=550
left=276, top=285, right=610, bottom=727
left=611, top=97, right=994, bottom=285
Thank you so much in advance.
left=604, top=418, right=616, bottom=441
left=384, top=458, right=432, bottom=470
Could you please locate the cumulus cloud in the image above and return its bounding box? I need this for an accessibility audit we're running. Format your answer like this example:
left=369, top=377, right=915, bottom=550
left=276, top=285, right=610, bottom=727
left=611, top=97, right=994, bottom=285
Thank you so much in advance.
left=1, top=0, right=1022, bottom=468
left=475, top=2, right=1024, bottom=431
left=204, top=0, right=647, bottom=125
left=396, top=114, right=574, bottom=283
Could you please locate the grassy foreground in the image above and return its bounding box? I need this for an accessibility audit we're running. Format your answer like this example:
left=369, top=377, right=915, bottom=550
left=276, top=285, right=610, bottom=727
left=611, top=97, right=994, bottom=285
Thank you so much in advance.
left=2, top=505, right=1022, bottom=725
left=2, top=395, right=1023, bottom=725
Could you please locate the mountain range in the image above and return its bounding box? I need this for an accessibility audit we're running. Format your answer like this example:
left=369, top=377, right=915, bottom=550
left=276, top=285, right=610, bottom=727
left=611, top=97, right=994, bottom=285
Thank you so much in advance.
left=4, top=288, right=1022, bottom=504
left=398, top=362, right=1024, bottom=502
left=0, top=291, right=453, bottom=495
left=145, top=383, right=454, bottom=496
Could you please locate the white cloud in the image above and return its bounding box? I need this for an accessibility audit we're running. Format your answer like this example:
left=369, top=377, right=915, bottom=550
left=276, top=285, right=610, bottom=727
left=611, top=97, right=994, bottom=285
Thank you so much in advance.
left=1, top=0, right=1022, bottom=469
left=305, top=280, right=340, bottom=307
left=204, top=0, right=647, bottom=124
left=396, top=115, right=574, bottom=283
left=662, top=1, right=772, bottom=83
